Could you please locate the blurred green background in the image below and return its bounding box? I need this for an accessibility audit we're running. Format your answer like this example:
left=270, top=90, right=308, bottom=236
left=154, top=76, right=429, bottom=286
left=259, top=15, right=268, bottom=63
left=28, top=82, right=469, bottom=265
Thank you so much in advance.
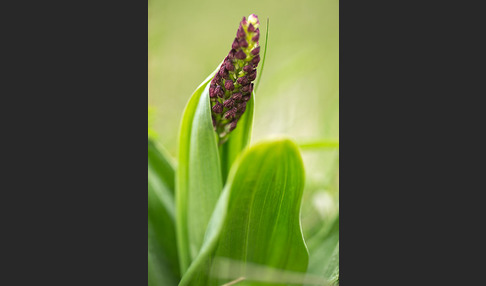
left=148, top=0, right=338, bottom=251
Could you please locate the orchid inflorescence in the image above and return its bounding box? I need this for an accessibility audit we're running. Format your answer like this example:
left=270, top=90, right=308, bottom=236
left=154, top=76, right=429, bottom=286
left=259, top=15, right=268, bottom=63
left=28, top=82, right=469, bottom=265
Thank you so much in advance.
left=209, top=14, right=260, bottom=143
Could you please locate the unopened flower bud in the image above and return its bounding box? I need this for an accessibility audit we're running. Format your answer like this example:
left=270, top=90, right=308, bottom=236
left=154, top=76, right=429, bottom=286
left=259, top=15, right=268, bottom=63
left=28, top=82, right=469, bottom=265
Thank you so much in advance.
left=243, top=65, right=253, bottom=73
left=237, top=101, right=246, bottom=112
left=229, top=120, right=237, bottom=131
left=209, top=86, right=216, bottom=98
left=232, top=92, right=242, bottom=101
left=215, top=86, right=224, bottom=98
left=228, top=49, right=236, bottom=59
left=252, top=29, right=260, bottom=42
left=237, top=26, right=245, bottom=39
left=225, top=60, right=234, bottom=71
left=248, top=23, right=255, bottom=32
left=235, top=50, right=246, bottom=60
left=241, top=84, right=251, bottom=93
left=232, top=38, right=239, bottom=50
left=237, top=76, right=249, bottom=85
left=251, top=55, right=260, bottom=65
left=251, top=46, right=260, bottom=55
left=223, top=98, right=234, bottom=108
left=212, top=102, right=223, bottom=114
left=224, top=80, right=235, bottom=91
left=242, top=95, right=250, bottom=102
left=248, top=70, right=257, bottom=81
left=219, top=65, right=228, bottom=78
left=224, top=107, right=237, bottom=119
left=239, top=38, right=248, bottom=48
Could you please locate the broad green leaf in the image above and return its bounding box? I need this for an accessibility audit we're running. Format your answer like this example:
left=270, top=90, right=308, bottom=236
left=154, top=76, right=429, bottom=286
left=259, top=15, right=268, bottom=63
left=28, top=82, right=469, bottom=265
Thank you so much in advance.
left=148, top=139, right=179, bottom=285
left=176, top=68, right=223, bottom=273
left=180, top=139, right=309, bottom=286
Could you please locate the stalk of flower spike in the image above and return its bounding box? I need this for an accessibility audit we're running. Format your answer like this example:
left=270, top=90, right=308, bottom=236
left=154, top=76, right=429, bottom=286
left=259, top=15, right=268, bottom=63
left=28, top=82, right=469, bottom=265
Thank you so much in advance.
left=209, top=14, right=260, bottom=143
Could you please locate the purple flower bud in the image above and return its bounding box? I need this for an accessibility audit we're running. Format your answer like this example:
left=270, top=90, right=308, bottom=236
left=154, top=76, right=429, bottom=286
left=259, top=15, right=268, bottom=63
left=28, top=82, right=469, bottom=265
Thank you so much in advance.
left=232, top=92, right=242, bottom=101
left=242, top=95, right=250, bottom=102
left=237, top=25, right=245, bottom=39
left=219, top=65, right=228, bottom=78
left=239, top=38, right=248, bottom=48
left=228, top=49, right=236, bottom=60
left=251, top=46, right=260, bottom=55
left=235, top=50, right=246, bottom=60
left=223, top=98, right=234, bottom=108
left=248, top=14, right=260, bottom=26
left=224, top=107, right=237, bottom=119
left=211, top=76, right=219, bottom=86
left=215, top=86, right=224, bottom=98
left=243, top=65, right=253, bottom=73
left=209, top=86, right=216, bottom=98
left=224, top=80, right=235, bottom=91
left=225, top=60, right=234, bottom=71
left=229, top=120, right=237, bottom=131
left=237, top=76, right=249, bottom=85
left=248, top=70, right=257, bottom=81
left=212, top=102, right=223, bottom=114
left=251, top=55, right=260, bottom=65
left=252, top=29, right=260, bottom=42
left=248, top=23, right=255, bottom=32
left=241, top=16, right=247, bottom=25
left=237, top=102, right=247, bottom=112
left=241, top=84, right=250, bottom=93
left=232, top=38, right=239, bottom=50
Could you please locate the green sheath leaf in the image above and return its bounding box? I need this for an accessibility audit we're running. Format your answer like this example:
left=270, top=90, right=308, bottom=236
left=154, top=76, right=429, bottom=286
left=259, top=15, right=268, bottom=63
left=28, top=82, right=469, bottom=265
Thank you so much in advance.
left=176, top=68, right=224, bottom=274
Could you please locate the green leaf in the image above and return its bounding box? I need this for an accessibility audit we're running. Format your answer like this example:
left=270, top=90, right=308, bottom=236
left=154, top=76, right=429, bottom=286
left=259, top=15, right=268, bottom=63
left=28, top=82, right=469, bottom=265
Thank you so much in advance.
left=180, top=139, right=309, bottom=286
left=176, top=68, right=224, bottom=274
left=148, top=139, right=179, bottom=285
left=306, top=214, right=339, bottom=282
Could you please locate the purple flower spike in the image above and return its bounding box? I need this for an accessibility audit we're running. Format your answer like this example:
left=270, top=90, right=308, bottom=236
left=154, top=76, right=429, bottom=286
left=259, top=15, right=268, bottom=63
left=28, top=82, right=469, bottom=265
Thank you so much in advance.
left=209, top=14, right=261, bottom=142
